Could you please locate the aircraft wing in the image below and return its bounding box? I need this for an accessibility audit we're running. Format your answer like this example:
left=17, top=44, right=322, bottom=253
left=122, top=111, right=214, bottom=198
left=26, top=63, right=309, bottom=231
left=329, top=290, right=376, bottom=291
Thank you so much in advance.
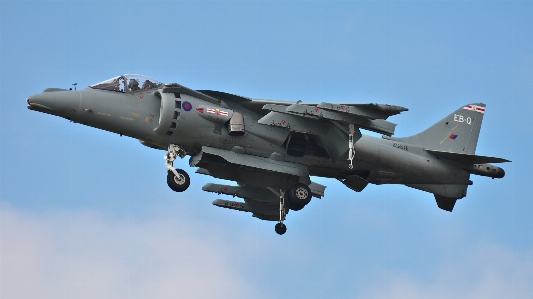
left=197, top=90, right=408, bottom=120
left=197, top=90, right=292, bottom=115
left=259, top=103, right=402, bottom=136
left=198, top=91, right=408, bottom=162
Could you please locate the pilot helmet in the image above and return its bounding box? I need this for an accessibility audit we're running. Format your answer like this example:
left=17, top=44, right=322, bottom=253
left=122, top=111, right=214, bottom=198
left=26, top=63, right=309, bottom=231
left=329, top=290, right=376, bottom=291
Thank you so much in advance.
left=129, top=79, right=139, bottom=90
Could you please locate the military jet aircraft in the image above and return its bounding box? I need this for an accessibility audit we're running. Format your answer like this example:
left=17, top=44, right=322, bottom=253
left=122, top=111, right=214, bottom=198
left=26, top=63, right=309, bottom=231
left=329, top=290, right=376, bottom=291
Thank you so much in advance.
left=27, top=74, right=509, bottom=235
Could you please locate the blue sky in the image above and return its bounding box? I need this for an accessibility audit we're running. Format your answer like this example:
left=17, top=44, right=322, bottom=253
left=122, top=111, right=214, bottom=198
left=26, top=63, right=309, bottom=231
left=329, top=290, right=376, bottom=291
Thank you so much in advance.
left=1, top=1, right=532, bottom=298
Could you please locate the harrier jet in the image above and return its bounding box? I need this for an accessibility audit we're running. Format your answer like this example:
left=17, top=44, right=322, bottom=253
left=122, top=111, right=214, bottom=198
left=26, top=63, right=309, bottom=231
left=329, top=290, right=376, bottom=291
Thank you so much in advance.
left=27, top=74, right=509, bottom=234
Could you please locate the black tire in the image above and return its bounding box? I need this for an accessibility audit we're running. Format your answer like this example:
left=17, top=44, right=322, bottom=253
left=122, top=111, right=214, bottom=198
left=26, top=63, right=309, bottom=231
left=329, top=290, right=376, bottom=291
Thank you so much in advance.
left=289, top=203, right=305, bottom=211
left=275, top=223, right=287, bottom=235
left=285, top=193, right=306, bottom=211
left=167, top=169, right=190, bottom=192
left=288, top=183, right=312, bottom=206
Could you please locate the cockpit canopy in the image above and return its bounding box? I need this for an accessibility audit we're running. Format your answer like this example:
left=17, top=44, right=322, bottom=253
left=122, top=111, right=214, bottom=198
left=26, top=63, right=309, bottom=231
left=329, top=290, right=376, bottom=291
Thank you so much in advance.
left=90, top=74, right=164, bottom=92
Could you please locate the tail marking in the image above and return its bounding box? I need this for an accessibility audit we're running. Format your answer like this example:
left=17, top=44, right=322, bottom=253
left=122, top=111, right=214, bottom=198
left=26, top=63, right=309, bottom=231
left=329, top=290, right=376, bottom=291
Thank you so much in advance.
left=440, top=123, right=459, bottom=144
left=464, top=104, right=485, bottom=113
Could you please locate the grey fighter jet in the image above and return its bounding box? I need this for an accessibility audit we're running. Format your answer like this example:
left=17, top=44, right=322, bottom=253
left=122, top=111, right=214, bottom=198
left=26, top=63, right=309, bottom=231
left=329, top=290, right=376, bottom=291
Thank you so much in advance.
left=27, top=74, right=509, bottom=235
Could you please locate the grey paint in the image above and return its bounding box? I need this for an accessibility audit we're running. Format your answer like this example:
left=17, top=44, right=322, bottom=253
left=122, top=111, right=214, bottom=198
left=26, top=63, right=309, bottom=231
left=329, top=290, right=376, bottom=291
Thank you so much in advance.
left=26, top=75, right=510, bottom=224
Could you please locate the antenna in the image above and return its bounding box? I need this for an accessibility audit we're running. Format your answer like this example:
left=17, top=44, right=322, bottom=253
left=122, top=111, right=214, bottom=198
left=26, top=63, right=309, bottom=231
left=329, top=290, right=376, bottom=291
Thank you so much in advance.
left=72, top=83, right=77, bottom=90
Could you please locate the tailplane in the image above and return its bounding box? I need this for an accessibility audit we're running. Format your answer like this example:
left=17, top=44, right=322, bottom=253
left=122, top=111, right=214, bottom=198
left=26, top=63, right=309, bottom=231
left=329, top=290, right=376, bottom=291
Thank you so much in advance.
left=392, top=103, right=486, bottom=154
left=391, top=103, right=510, bottom=212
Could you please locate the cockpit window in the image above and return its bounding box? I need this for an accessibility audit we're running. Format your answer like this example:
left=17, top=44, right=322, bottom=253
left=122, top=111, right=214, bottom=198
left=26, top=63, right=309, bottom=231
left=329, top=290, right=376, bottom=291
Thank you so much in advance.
left=91, top=76, right=125, bottom=91
left=90, top=74, right=163, bottom=92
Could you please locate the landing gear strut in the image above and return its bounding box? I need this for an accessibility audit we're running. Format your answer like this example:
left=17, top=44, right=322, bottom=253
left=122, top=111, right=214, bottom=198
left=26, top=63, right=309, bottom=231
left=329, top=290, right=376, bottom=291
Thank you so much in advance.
left=275, top=190, right=287, bottom=235
left=165, top=144, right=190, bottom=192
left=272, top=183, right=313, bottom=235
left=347, top=124, right=356, bottom=170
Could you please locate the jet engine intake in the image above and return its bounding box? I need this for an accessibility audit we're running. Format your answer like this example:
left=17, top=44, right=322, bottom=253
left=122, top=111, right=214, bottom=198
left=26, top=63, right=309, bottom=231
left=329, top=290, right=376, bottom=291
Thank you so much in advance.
left=154, top=91, right=182, bottom=137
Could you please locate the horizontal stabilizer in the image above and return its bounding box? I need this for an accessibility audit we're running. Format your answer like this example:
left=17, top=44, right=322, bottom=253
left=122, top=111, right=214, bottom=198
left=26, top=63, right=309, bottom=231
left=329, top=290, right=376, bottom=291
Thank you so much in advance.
left=426, top=149, right=510, bottom=164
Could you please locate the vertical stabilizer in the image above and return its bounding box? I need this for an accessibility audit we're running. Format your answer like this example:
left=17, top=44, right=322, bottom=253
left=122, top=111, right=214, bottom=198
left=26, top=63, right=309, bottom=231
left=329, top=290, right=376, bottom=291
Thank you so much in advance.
left=394, top=103, right=485, bottom=154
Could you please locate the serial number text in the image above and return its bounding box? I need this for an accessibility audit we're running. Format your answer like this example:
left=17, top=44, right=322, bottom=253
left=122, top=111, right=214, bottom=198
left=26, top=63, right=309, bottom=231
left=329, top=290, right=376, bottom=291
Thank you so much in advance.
left=393, top=143, right=408, bottom=151
left=454, top=114, right=472, bottom=125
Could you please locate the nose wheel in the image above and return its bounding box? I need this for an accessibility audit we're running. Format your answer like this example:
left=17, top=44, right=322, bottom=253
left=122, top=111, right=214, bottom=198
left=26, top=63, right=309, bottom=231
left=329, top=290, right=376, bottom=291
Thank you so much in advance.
left=165, top=144, right=190, bottom=192
left=167, top=168, right=190, bottom=192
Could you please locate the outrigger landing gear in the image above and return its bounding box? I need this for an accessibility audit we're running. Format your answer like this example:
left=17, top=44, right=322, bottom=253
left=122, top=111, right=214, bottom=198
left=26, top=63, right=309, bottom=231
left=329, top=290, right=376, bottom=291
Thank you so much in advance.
left=347, top=124, right=356, bottom=170
left=275, top=190, right=287, bottom=235
left=165, top=144, right=190, bottom=192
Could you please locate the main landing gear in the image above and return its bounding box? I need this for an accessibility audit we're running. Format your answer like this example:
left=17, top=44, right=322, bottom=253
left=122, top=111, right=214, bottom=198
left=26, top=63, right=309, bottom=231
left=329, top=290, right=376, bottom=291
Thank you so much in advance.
left=165, top=144, right=190, bottom=192
left=276, top=190, right=288, bottom=235
left=274, top=183, right=312, bottom=235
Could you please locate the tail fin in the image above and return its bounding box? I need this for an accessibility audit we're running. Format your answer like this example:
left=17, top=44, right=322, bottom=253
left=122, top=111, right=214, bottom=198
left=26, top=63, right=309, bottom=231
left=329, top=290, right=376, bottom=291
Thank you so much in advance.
left=393, top=103, right=485, bottom=154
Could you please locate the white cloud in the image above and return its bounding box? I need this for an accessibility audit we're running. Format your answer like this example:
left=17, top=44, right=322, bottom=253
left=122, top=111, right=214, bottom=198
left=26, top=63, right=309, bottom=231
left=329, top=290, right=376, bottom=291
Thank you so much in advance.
left=1, top=206, right=256, bottom=299
left=360, top=243, right=533, bottom=299
left=3, top=204, right=533, bottom=299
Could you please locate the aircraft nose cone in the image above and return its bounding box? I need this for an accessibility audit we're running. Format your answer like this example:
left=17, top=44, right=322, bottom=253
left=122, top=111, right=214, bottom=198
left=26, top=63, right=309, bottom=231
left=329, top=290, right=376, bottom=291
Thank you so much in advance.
left=496, top=167, right=505, bottom=178
left=27, top=90, right=80, bottom=118
left=27, top=94, right=55, bottom=111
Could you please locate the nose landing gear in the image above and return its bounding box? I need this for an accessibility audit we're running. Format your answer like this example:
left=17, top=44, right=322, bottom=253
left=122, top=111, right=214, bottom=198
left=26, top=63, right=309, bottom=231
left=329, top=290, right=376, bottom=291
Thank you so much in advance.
left=165, top=144, right=190, bottom=192
left=167, top=168, right=190, bottom=192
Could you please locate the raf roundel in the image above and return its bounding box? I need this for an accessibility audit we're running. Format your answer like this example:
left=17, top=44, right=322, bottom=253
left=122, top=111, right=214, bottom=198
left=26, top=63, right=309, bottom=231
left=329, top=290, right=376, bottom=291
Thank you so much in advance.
left=182, top=101, right=192, bottom=111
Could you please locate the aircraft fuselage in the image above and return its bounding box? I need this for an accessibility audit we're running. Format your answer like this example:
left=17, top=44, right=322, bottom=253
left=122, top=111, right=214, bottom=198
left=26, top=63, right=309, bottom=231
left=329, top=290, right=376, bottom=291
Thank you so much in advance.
left=28, top=87, right=469, bottom=187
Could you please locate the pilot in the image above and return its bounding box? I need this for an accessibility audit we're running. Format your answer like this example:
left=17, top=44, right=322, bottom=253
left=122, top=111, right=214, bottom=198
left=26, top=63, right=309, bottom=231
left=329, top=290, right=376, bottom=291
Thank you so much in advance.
left=129, top=79, right=140, bottom=91
left=142, top=80, right=153, bottom=89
